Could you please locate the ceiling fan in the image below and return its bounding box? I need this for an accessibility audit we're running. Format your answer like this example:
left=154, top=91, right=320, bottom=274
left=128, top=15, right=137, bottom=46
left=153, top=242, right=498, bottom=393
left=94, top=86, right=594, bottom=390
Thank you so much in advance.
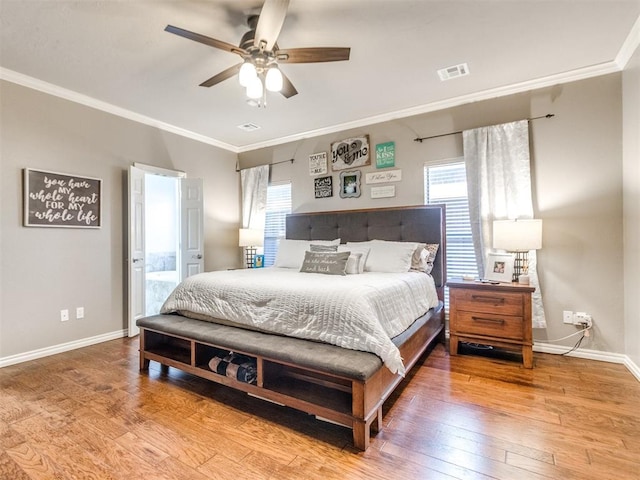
left=165, top=0, right=351, bottom=103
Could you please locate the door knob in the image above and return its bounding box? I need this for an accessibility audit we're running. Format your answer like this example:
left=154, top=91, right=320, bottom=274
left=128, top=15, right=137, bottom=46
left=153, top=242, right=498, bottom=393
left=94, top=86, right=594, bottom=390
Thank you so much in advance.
left=132, top=258, right=143, bottom=263
left=196, top=254, right=203, bottom=259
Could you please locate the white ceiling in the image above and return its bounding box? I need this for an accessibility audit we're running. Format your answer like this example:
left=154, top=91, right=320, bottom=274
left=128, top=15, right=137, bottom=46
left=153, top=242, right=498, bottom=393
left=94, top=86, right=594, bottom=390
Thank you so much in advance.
left=1, top=1, right=639, bottom=153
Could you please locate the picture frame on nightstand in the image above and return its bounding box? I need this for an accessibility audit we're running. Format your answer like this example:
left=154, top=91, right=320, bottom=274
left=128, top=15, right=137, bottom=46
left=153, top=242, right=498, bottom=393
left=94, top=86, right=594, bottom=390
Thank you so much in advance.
left=484, top=252, right=514, bottom=282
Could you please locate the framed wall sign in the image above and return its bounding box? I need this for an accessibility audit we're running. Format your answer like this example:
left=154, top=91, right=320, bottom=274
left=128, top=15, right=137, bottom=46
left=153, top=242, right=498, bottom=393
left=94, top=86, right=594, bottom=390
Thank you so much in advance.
left=309, top=152, right=328, bottom=175
left=365, top=169, right=402, bottom=184
left=314, top=176, right=333, bottom=199
left=339, top=170, right=361, bottom=198
left=371, top=185, right=396, bottom=199
left=375, top=141, right=395, bottom=168
left=331, top=135, right=370, bottom=171
left=23, top=168, right=102, bottom=228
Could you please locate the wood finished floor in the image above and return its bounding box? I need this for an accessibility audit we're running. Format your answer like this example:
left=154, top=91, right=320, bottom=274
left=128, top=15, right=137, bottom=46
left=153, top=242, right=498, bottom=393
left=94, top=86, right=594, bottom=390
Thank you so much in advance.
left=1, top=338, right=639, bottom=480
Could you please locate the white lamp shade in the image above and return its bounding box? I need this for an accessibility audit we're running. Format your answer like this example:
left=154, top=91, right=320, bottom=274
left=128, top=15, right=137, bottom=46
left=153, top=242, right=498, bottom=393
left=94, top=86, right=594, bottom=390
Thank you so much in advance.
left=238, top=61, right=257, bottom=87
left=493, top=219, right=542, bottom=251
left=239, top=228, right=264, bottom=247
left=246, top=75, right=263, bottom=99
left=265, top=66, right=283, bottom=92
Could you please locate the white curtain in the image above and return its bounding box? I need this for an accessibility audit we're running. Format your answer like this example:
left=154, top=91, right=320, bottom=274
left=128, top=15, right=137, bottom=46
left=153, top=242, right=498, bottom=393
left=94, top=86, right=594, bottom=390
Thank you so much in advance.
left=463, top=120, right=546, bottom=328
left=240, top=164, right=270, bottom=230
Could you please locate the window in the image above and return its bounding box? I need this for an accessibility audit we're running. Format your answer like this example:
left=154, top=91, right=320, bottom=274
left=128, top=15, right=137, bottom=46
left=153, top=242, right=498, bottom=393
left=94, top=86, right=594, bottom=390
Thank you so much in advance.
left=263, top=182, right=292, bottom=266
left=424, top=160, right=478, bottom=305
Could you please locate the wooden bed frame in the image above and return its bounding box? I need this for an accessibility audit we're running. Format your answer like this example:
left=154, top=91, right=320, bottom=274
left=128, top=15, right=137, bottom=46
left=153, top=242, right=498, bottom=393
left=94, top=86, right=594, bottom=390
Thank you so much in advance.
left=137, top=205, right=446, bottom=450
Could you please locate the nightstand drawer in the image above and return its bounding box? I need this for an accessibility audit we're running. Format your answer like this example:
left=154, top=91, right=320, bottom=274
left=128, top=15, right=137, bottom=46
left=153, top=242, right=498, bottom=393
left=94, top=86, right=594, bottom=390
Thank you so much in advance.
left=453, top=311, right=524, bottom=340
left=451, top=289, right=523, bottom=316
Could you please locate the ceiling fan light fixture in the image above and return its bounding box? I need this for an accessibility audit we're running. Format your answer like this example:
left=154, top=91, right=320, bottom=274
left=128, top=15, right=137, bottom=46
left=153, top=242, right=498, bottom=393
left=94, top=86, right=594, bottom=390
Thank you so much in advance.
left=265, top=65, right=283, bottom=92
left=239, top=61, right=257, bottom=87
left=246, top=75, right=264, bottom=99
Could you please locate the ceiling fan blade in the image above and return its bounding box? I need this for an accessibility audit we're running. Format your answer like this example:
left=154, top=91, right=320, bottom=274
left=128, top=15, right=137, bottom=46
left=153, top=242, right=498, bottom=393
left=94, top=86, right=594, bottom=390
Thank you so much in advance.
left=199, top=63, right=243, bottom=87
left=165, top=25, right=246, bottom=56
left=279, top=70, right=298, bottom=98
left=254, top=0, right=290, bottom=51
left=276, top=47, right=351, bottom=63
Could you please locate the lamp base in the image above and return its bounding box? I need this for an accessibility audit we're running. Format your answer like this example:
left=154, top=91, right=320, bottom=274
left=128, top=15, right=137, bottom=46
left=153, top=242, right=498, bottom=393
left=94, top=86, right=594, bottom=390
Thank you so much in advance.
left=244, top=247, right=257, bottom=268
left=513, top=251, right=529, bottom=282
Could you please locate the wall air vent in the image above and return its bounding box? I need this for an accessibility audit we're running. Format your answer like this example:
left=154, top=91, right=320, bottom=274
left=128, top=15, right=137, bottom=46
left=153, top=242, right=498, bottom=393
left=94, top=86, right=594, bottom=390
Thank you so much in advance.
left=237, top=122, right=261, bottom=132
left=437, top=63, right=470, bottom=81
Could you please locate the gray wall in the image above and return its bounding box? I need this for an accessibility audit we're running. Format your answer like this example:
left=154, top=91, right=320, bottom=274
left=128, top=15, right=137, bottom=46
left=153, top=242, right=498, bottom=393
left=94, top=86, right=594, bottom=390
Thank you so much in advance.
left=623, top=45, right=640, bottom=368
left=2, top=63, right=636, bottom=363
left=240, top=74, right=626, bottom=354
left=0, top=81, right=240, bottom=359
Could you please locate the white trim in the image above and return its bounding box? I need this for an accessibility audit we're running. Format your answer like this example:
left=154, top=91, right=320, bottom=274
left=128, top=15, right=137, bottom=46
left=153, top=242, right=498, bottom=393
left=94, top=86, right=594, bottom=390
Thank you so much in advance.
left=616, top=15, right=640, bottom=69
left=133, top=162, right=186, bottom=178
left=0, top=59, right=623, bottom=155
left=534, top=342, right=640, bottom=382
left=624, top=356, right=640, bottom=382
left=0, top=329, right=128, bottom=368
left=237, top=61, right=620, bottom=152
left=0, top=67, right=239, bottom=153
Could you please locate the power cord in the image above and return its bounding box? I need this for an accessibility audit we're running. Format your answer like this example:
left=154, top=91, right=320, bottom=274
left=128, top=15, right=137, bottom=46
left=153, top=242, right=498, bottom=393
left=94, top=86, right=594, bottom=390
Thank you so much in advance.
left=561, top=332, right=585, bottom=356
left=534, top=323, right=592, bottom=356
left=534, top=325, right=591, bottom=343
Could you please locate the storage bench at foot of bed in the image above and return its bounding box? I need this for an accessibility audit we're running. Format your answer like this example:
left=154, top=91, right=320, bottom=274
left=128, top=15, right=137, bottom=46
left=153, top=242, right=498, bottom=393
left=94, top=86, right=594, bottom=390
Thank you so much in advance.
left=137, top=310, right=443, bottom=451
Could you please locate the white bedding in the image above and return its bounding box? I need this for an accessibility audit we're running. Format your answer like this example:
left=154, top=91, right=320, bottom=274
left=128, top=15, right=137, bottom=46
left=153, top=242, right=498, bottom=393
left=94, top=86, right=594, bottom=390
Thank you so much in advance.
left=160, top=267, right=440, bottom=375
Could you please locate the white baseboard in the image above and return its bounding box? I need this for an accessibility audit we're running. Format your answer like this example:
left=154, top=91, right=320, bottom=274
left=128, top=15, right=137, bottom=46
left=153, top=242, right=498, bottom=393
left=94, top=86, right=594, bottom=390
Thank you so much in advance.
left=2, top=330, right=639, bottom=383
left=0, top=329, right=128, bottom=368
left=534, top=342, right=640, bottom=382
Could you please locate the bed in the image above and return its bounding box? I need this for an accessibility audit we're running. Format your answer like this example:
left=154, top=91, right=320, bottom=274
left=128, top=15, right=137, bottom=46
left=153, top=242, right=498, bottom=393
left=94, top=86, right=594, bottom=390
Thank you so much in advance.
left=137, top=205, right=446, bottom=450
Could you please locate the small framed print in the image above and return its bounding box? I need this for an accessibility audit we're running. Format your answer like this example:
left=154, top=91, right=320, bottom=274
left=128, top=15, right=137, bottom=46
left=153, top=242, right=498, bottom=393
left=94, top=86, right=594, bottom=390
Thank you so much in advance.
left=314, top=176, right=333, bottom=199
left=484, top=252, right=515, bottom=283
left=309, top=152, right=328, bottom=175
left=254, top=254, right=264, bottom=268
left=339, top=170, right=361, bottom=198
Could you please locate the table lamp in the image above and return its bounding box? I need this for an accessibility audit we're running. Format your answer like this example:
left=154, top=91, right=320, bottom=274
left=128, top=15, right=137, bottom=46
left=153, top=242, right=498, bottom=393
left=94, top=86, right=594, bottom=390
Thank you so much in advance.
left=493, top=219, right=542, bottom=284
left=239, top=228, right=264, bottom=268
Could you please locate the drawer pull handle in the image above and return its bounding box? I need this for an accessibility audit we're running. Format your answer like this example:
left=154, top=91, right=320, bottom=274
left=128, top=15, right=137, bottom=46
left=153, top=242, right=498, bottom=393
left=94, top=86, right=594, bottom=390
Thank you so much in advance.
left=472, top=316, right=505, bottom=325
left=471, top=295, right=505, bottom=304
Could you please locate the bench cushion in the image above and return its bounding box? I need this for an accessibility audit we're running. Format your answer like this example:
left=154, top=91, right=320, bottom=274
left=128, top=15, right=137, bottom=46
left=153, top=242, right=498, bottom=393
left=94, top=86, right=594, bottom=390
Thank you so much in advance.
left=137, top=304, right=441, bottom=382
left=138, top=314, right=383, bottom=381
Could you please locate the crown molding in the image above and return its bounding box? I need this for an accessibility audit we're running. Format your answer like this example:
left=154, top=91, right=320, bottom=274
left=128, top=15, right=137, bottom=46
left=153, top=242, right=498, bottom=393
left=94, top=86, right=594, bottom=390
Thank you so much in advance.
left=237, top=61, right=620, bottom=152
left=616, top=14, right=640, bottom=69
left=0, top=55, right=625, bottom=155
left=0, top=68, right=240, bottom=153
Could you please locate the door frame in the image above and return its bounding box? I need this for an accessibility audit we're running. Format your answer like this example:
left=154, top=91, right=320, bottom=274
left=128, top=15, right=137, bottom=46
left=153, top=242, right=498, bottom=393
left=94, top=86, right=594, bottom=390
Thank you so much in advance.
left=127, top=163, right=197, bottom=337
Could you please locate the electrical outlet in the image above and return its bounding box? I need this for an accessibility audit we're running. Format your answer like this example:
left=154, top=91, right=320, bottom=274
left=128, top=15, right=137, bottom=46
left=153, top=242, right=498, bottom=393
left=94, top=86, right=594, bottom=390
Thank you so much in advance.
left=76, top=307, right=84, bottom=319
left=60, top=309, right=69, bottom=322
left=563, top=310, right=574, bottom=324
left=574, top=312, right=592, bottom=327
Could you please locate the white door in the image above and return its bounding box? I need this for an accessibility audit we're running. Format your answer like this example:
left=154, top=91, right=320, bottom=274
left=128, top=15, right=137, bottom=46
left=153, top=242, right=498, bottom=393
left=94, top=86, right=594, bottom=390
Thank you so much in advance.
left=128, top=166, right=145, bottom=337
left=180, top=178, right=204, bottom=279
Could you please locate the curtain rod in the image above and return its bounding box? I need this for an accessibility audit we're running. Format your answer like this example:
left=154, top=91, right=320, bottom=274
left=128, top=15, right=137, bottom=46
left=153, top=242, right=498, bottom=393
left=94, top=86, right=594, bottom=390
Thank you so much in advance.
left=235, top=158, right=294, bottom=172
left=413, top=114, right=555, bottom=143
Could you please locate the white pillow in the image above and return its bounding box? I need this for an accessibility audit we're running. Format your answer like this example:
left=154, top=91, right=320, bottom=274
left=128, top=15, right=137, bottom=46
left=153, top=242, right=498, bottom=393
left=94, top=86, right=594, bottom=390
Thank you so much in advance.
left=348, top=240, right=418, bottom=273
left=338, top=245, right=370, bottom=274
left=274, top=238, right=340, bottom=268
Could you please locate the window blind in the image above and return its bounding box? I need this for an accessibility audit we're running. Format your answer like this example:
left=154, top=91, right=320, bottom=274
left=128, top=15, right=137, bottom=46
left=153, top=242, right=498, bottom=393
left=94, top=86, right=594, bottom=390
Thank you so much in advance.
left=263, top=182, right=292, bottom=266
left=424, top=161, right=478, bottom=308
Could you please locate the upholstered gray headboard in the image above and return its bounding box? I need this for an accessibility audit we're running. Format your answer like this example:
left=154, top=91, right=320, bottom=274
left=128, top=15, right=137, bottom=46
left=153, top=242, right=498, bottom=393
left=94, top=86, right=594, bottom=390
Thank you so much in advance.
left=286, top=205, right=446, bottom=295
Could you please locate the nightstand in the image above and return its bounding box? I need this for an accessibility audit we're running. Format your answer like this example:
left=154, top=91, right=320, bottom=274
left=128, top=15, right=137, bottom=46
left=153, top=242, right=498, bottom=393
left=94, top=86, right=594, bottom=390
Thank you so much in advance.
left=447, top=279, right=535, bottom=368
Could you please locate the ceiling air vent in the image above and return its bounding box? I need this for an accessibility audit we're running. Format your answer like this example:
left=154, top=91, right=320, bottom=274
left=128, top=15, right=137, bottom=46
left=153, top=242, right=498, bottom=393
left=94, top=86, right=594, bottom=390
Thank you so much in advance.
left=237, top=122, right=261, bottom=132
left=437, top=63, right=470, bottom=81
